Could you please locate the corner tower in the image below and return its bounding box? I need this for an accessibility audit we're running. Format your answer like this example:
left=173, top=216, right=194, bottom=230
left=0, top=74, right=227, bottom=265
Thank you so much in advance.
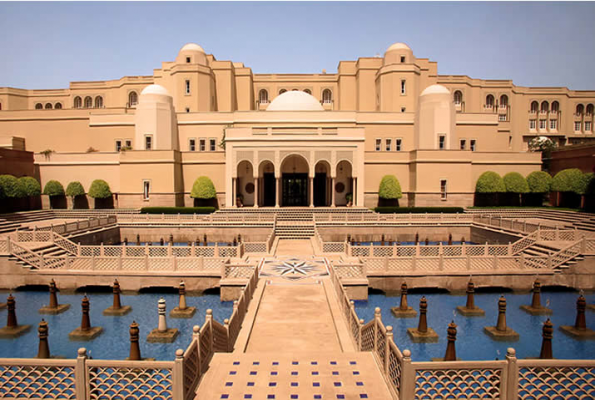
left=134, top=85, right=179, bottom=151
left=414, top=84, right=455, bottom=150
left=376, top=42, right=419, bottom=112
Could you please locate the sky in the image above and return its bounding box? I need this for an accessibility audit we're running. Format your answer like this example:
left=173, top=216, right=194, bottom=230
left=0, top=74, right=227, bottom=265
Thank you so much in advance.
left=1, top=2, right=595, bottom=90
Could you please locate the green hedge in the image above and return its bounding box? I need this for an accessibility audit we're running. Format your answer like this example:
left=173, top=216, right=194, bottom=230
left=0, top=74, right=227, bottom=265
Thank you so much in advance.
left=190, top=176, right=217, bottom=199
left=140, top=207, right=216, bottom=214
left=0, top=175, right=25, bottom=198
left=378, top=175, right=402, bottom=199
left=374, top=207, right=465, bottom=214
left=527, top=171, right=552, bottom=194
left=503, top=172, right=529, bottom=194
left=551, top=168, right=584, bottom=194
left=88, top=179, right=112, bottom=199
left=66, top=181, right=85, bottom=197
left=43, top=180, right=65, bottom=197
left=18, top=177, right=41, bottom=197
left=475, top=171, right=506, bottom=193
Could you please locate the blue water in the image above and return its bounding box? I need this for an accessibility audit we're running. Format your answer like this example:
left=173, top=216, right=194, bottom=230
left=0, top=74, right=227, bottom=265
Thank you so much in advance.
left=0, top=291, right=232, bottom=361
left=353, top=241, right=474, bottom=246
left=122, top=242, right=233, bottom=246
left=355, top=291, right=595, bottom=362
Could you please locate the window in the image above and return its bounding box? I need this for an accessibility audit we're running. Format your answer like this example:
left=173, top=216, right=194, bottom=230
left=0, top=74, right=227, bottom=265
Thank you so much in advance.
left=259, top=89, right=269, bottom=104
left=438, top=135, right=445, bottom=150
left=508, top=136, right=512, bottom=148
left=385, top=138, right=392, bottom=151
left=550, top=120, right=557, bottom=130
left=500, top=94, right=508, bottom=107
left=401, top=107, right=406, bottom=113
left=304, top=89, right=311, bottom=95
left=587, top=104, right=594, bottom=116
left=185, top=107, right=190, bottom=113
left=400, top=56, right=406, bottom=63
left=486, top=95, right=494, bottom=108
left=499, top=114, right=507, bottom=122
left=585, top=121, right=592, bottom=132
left=186, top=56, right=191, bottom=64
left=185, top=80, right=191, bottom=95
left=74, top=96, right=82, bottom=109
left=574, top=121, right=582, bottom=132
left=529, top=120, right=536, bottom=130
left=540, top=101, right=549, bottom=113
left=279, top=89, right=287, bottom=95
left=95, top=96, right=103, bottom=108
left=199, top=139, right=206, bottom=151
left=125, top=140, right=131, bottom=148
left=129, top=91, right=138, bottom=106
left=143, top=181, right=150, bottom=200
left=460, top=139, right=466, bottom=150
left=145, top=135, right=152, bottom=150
left=0, top=103, right=2, bottom=111
left=55, top=103, right=62, bottom=109
left=45, top=103, right=52, bottom=109
left=400, top=80, right=406, bottom=95
left=375, top=139, right=381, bottom=151
left=440, top=180, right=447, bottom=201
left=189, top=139, right=196, bottom=151
left=35, top=103, right=43, bottom=109
left=470, top=139, right=476, bottom=151
left=395, top=138, right=402, bottom=151
left=551, top=101, right=559, bottom=113
left=209, top=138, right=216, bottom=151
left=115, top=140, right=122, bottom=151
left=322, top=89, right=332, bottom=103
left=539, top=119, right=547, bottom=130
left=84, top=96, right=92, bottom=108
left=576, top=104, right=584, bottom=115
left=453, top=91, right=462, bottom=105
left=530, top=101, right=538, bottom=113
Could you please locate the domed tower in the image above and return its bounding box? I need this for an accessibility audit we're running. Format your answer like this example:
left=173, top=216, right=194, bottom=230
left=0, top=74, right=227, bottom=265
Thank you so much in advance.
left=414, top=84, right=455, bottom=150
left=376, top=42, right=420, bottom=112
left=134, top=85, right=179, bottom=151
left=176, top=43, right=207, bottom=66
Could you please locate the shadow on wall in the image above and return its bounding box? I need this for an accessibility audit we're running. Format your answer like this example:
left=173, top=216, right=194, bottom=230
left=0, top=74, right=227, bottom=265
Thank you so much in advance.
left=73, top=196, right=89, bottom=209
left=194, top=198, right=219, bottom=209
left=50, top=195, right=67, bottom=209
left=378, top=198, right=400, bottom=207
left=94, top=197, right=114, bottom=209
left=0, top=196, right=42, bottom=213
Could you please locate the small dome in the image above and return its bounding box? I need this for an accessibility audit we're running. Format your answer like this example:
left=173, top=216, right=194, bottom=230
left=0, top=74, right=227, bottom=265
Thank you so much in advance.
left=420, top=84, right=450, bottom=96
left=141, top=84, right=170, bottom=96
left=180, top=43, right=205, bottom=53
left=267, top=91, right=324, bottom=111
left=386, top=42, right=411, bottom=52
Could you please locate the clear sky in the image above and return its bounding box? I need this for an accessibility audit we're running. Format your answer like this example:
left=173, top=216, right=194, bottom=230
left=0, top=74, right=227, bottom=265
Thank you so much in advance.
left=1, top=2, right=595, bottom=90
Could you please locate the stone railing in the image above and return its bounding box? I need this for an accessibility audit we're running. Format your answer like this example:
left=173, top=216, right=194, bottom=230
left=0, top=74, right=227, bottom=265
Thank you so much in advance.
left=223, top=263, right=255, bottom=279
left=333, top=263, right=366, bottom=279
left=349, top=242, right=511, bottom=258
left=328, top=264, right=364, bottom=351
left=226, top=267, right=259, bottom=347
left=473, top=214, right=556, bottom=233
left=117, top=213, right=276, bottom=224
left=37, top=215, right=118, bottom=234
left=315, top=212, right=474, bottom=223
left=242, top=228, right=275, bottom=254
left=75, top=242, right=241, bottom=259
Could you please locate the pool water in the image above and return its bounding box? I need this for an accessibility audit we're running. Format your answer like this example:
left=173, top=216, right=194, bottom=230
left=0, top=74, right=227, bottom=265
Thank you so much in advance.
left=121, top=242, right=234, bottom=247
left=353, top=241, right=474, bottom=246
left=355, top=291, right=595, bottom=362
left=0, top=290, right=232, bottom=360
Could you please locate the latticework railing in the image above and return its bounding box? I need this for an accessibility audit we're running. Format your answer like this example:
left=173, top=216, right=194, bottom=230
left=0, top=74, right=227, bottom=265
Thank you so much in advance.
left=516, top=359, right=595, bottom=399
left=72, top=242, right=240, bottom=259
left=0, top=359, right=77, bottom=399
left=227, top=267, right=259, bottom=347
left=117, top=212, right=276, bottom=224
left=315, top=212, right=475, bottom=223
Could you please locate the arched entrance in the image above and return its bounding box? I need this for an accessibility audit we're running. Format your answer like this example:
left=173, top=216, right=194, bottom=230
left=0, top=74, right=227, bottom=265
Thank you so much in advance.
left=258, top=161, right=275, bottom=207
left=280, top=155, right=309, bottom=207
left=314, top=161, right=330, bottom=207
left=236, top=161, right=254, bottom=207
left=335, top=160, right=353, bottom=206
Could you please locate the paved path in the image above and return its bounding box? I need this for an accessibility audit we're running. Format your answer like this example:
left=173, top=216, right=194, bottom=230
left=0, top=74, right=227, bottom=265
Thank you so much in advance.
left=275, top=239, right=314, bottom=256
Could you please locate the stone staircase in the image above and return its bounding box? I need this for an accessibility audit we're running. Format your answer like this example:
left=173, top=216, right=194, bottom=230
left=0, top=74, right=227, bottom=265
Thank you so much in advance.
left=274, top=210, right=316, bottom=239
left=466, top=208, right=595, bottom=233
left=519, top=241, right=585, bottom=270
left=0, top=218, right=22, bottom=234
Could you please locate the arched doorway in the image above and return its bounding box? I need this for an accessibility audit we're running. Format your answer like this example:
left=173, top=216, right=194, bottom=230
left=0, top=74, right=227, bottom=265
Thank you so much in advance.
left=236, top=161, right=254, bottom=207
left=258, top=161, right=275, bottom=207
left=335, top=160, right=353, bottom=206
left=314, top=161, right=330, bottom=207
left=280, top=155, right=309, bottom=206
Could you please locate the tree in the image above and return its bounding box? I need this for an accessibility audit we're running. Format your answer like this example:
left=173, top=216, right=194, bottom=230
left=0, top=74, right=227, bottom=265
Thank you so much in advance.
left=378, top=175, right=402, bottom=200
left=66, top=181, right=86, bottom=198
left=17, top=177, right=41, bottom=197
left=551, top=169, right=584, bottom=194
left=88, top=180, right=112, bottom=199
left=191, top=176, right=217, bottom=199
left=526, top=171, right=552, bottom=194
left=0, top=175, right=24, bottom=198
left=43, top=180, right=65, bottom=197
left=528, top=136, right=557, bottom=172
left=503, top=173, right=529, bottom=193
left=475, top=171, right=506, bottom=193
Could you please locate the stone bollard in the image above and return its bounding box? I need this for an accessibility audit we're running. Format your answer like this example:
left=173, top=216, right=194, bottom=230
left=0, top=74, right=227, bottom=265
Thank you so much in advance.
left=148, top=299, right=179, bottom=343
left=203, top=234, right=207, bottom=245
left=391, top=282, right=416, bottom=317
left=425, top=237, right=429, bottom=246
left=415, top=233, right=419, bottom=245
left=171, top=281, right=197, bottom=318
left=37, top=320, right=50, bottom=359
left=136, top=234, right=141, bottom=246
left=160, top=238, right=164, bottom=246
left=484, top=296, right=519, bottom=341
left=0, top=294, right=31, bottom=338
left=40, top=279, right=70, bottom=315
left=407, top=296, right=438, bottom=342
left=381, top=234, right=385, bottom=246
left=169, top=234, right=174, bottom=244
left=461, top=236, right=466, bottom=245
left=432, top=321, right=458, bottom=361
left=128, top=321, right=141, bottom=361
left=456, top=279, right=485, bottom=316
left=104, top=279, right=131, bottom=316
left=560, top=295, right=595, bottom=338
left=123, top=237, right=128, bottom=245
left=520, top=279, right=552, bottom=315
left=539, top=319, right=553, bottom=359
left=69, top=296, right=103, bottom=340
left=448, top=233, right=452, bottom=246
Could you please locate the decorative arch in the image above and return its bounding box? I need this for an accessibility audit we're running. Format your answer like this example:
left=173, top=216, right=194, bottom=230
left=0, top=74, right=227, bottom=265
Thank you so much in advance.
left=74, top=96, right=82, bottom=108
left=540, top=101, right=549, bottom=113
left=587, top=104, right=594, bottom=115
left=279, top=89, right=287, bottom=95
left=322, top=89, right=333, bottom=104
left=55, top=103, right=62, bottom=109
left=129, top=91, right=138, bottom=107
left=94, top=96, right=103, bottom=108
left=304, top=89, right=312, bottom=95
left=84, top=96, right=93, bottom=108
left=335, top=160, right=353, bottom=207
left=45, top=103, right=53, bottom=109
left=551, top=101, right=559, bottom=113
left=258, top=89, right=268, bottom=103
left=485, top=94, right=494, bottom=108
left=453, top=90, right=462, bottom=105
left=314, top=160, right=331, bottom=207
left=499, top=94, right=508, bottom=107
left=236, top=160, right=255, bottom=207
left=530, top=101, right=539, bottom=113
left=35, top=103, right=43, bottom=110
left=576, top=104, right=584, bottom=115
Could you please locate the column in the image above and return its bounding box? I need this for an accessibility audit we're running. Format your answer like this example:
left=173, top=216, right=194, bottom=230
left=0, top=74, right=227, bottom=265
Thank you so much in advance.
left=353, top=177, right=357, bottom=206
left=254, top=177, right=259, bottom=208
left=331, top=177, right=336, bottom=207
left=275, top=177, right=280, bottom=208
left=352, top=177, right=356, bottom=206
left=309, top=177, right=314, bottom=208
left=232, top=178, right=236, bottom=208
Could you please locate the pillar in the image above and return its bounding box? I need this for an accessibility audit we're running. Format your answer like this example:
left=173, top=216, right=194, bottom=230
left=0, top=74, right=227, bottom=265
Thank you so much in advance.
left=309, top=177, right=314, bottom=208
left=275, top=177, right=280, bottom=208
left=254, top=177, right=259, bottom=208
left=331, top=177, right=336, bottom=207
left=231, top=178, right=236, bottom=208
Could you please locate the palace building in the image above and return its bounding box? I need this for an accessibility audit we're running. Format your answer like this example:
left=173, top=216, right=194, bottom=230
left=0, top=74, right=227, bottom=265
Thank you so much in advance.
left=0, top=42, right=593, bottom=208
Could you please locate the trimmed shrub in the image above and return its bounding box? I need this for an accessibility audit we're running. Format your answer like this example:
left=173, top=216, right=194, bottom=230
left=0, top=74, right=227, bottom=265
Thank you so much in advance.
left=191, top=176, right=217, bottom=199
left=375, top=207, right=465, bottom=214
left=551, top=168, right=585, bottom=194
left=378, top=175, right=402, bottom=199
left=43, top=180, right=65, bottom=197
left=140, top=207, right=216, bottom=214
left=475, top=171, right=506, bottom=193
left=17, top=177, right=41, bottom=197
left=88, top=180, right=112, bottom=199
left=503, top=172, right=529, bottom=194
left=526, top=171, right=552, bottom=194
left=0, top=175, right=24, bottom=198
left=66, top=181, right=86, bottom=197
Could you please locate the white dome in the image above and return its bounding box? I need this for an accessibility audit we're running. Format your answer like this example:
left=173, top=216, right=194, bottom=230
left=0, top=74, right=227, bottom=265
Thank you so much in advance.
left=420, top=84, right=450, bottom=96
left=141, top=84, right=170, bottom=96
left=180, top=43, right=205, bottom=53
left=386, top=42, right=411, bottom=52
left=267, top=91, right=324, bottom=111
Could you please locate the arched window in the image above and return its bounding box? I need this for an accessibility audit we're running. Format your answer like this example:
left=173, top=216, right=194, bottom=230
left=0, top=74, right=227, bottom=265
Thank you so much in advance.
left=540, top=101, right=549, bottom=113
left=485, top=94, right=494, bottom=108
left=500, top=94, right=508, bottom=107
left=322, top=89, right=332, bottom=104
left=129, top=91, right=138, bottom=107
left=84, top=96, right=93, bottom=108
left=0, top=103, right=2, bottom=111
left=258, top=89, right=269, bottom=103
left=279, top=89, right=287, bottom=95
left=453, top=91, right=462, bottom=105
left=292, top=88, right=298, bottom=91
left=587, top=104, right=594, bottom=116
left=576, top=104, right=584, bottom=115
left=551, top=101, right=559, bottom=113
left=94, top=96, right=103, bottom=108
left=74, top=96, right=82, bottom=109
left=304, top=89, right=311, bottom=95
left=45, top=103, right=53, bottom=109
left=55, top=103, right=62, bottom=109
left=35, top=103, right=43, bottom=109
left=530, top=101, right=539, bottom=113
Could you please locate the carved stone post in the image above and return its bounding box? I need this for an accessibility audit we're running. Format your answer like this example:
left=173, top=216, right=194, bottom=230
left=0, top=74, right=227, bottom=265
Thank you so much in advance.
left=539, top=318, right=553, bottom=359
left=443, top=321, right=457, bottom=361
left=128, top=321, right=141, bottom=361
left=37, top=319, right=50, bottom=359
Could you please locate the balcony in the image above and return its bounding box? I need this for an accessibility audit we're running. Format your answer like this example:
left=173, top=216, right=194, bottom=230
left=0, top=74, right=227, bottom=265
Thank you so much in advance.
left=256, top=101, right=269, bottom=111
left=321, top=100, right=333, bottom=111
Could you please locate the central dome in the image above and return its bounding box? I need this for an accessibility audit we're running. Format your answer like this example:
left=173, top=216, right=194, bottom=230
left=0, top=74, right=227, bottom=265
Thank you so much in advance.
left=267, top=91, right=324, bottom=111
